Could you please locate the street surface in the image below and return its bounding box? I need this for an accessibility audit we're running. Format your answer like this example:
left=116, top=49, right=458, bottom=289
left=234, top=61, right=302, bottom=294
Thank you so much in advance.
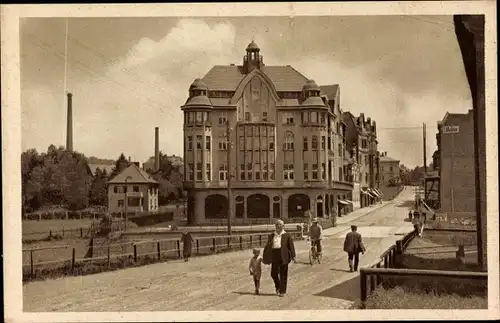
left=23, top=187, right=415, bottom=311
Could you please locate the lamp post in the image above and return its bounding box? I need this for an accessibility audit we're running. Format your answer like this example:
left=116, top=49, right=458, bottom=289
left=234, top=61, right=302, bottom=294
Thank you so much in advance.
left=226, top=120, right=233, bottom=236
left=124, top=176, right=132, bottom=231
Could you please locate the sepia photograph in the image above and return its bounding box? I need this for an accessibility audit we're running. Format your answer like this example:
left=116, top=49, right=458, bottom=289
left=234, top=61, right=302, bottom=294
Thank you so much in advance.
left=2, top=1, right=498, bottom=322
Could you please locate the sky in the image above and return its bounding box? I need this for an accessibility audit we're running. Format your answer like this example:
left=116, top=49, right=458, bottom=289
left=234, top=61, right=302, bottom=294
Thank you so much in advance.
left=20, top=15, right=473, bottom=168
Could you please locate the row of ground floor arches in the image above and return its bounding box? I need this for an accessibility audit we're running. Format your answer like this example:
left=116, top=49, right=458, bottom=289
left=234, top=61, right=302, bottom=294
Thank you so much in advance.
left=185, top=189, right=378, bottom=224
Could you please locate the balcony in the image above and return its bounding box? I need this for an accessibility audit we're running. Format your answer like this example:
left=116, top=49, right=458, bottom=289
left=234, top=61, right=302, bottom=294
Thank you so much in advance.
left=126, top=191, right=144, bottom=197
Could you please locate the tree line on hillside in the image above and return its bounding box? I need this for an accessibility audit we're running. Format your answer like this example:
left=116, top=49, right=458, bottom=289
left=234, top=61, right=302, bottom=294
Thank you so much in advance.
left=399, top=164, right=427, bottom=186
left=21, top=145, right=183, bottom=213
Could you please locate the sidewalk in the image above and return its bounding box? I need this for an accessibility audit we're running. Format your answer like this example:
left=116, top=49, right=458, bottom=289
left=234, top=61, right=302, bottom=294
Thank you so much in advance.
left=336, top=201, right=392, bottom=225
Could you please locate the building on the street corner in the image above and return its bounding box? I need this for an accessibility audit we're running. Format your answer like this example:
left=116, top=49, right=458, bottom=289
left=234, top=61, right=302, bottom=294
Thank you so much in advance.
left=433, top=110, right=476, bottom=216
left=107, top=163, right=160, bottom=215
left=181, top=41, right=354, bottom=225
left=343, top=112, right=382, bottom=208
left=379, top=152, right=400, bottom=186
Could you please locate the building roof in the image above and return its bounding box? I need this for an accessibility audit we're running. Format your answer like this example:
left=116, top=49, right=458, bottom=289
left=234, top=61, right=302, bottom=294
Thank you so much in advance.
left=379, top=155, right=400, bottom=163
left=201, top=65, right=309, bottom=92
left=88, top=163, right=115, bottom=176
left=319, top=85, right=339, bottom=100
left=107, top=163, right=158, bottom=185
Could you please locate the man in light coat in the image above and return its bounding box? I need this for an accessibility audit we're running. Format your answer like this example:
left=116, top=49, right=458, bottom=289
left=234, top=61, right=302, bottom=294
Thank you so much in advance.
left=263, top=220, right=296, bottom=297
left=343, top=225, right=366, bottom=272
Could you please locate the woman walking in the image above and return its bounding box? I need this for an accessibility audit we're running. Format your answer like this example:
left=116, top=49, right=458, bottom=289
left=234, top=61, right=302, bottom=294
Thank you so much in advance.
left=181, top=229, right=194, bottom=262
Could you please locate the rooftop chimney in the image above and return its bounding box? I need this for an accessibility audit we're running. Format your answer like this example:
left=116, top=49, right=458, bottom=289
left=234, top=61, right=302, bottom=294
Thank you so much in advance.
left=154, top=127, right=160, bottom=172
left=66, top=92, right=73, bottom=152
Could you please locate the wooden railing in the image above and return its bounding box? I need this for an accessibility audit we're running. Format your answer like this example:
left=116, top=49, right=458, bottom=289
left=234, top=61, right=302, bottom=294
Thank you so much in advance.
left=359, top=268, right=487, bottom=303
left=357, top=228, right=418, bottom=303
left=22, top=230, right=303, bottom=280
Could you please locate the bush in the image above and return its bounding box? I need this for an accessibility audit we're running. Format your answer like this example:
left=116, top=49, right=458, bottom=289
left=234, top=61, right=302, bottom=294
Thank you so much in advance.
left=356, top=286, right=487, bottom=309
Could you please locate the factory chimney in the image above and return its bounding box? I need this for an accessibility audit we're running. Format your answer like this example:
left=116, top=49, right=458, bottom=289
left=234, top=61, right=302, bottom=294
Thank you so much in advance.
left=155, top=127, right=160, bottom=172
left=66, top=92, right=73, bottom=152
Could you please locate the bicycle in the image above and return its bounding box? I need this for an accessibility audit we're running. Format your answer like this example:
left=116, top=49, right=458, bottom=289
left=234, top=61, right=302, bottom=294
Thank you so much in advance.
left=308, top=238, right=322, bottom=265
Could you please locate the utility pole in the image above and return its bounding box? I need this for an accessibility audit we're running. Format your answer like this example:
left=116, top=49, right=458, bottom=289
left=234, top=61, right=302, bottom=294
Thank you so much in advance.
left=423, top=122, right=427, bottom=202
left=226, top=121, right=233, bottom=236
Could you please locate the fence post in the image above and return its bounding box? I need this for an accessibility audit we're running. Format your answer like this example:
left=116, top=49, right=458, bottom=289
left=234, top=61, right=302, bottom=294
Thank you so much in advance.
left=370, top=274, right=376, bottom=292
left=375, top=263, right=381, bottom=286
left=395, top=240, right=403, bottom=267
left=259, top=235, right=262, bottom=246
left=360, top=269, right=367, bottom=304
left=80, top=227, right=83, bottom=238
left=196, top=240, right=199, bottom=255
left=250, top=235, right=253, bottom=247
left=71, top=248, right=76, bottom=271
left=107, top=247, right=111, bottom=267
left=30, top=250, right=34, bottom=277
left=227, top=237, right=230, bottom=249
left=177, top=240, right=181, bottom=258
left=239, top=236, right=243, bottom=250
left=157, top=242, right=161, bottom=260
left=62, top=227, right=65, bottom=237
left=213, top=238, right=216, bottom=253
left=49, top=230, right=52, bottom=238
left=134, top=244, right=138, bottom=262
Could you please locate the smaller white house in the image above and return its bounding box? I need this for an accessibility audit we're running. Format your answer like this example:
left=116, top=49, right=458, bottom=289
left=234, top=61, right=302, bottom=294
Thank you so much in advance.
left=107, top=163, right=159, bottom=214
left=379, top=152, right=401, bottom=186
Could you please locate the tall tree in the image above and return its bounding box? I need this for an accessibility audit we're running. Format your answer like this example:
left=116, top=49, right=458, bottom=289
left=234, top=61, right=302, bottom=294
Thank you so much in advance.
left=89, top=168, right=108, bottom=206
left=109, top=153, right=130, bottom=180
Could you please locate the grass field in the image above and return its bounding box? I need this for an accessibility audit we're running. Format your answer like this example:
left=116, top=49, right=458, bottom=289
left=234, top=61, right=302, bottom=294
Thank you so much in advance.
left=358, top=286, right=487, bottom=309
left=23, top=219, right=95, bottom=234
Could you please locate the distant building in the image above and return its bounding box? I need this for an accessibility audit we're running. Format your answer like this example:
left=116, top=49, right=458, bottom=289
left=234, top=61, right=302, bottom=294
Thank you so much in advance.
left=106, top=163, right=160, bottom=214
left=181, top=41, right=354, bottom=225
left=379, top=152, right=400, bottom=186
left=143, top=155, right=184, bottom=173
left=435, top=110, right=475, bottom=215
left=88, top=163, right=115, bottom=177
left=343, top=112, right=382, bottom=208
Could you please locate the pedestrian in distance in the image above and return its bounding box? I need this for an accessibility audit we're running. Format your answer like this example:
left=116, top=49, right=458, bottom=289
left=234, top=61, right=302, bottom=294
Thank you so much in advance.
left=262, top=219, right=296, bottom=297
left=248, top=248, right=263, bottom=295
left=180, top=229, right=194, bottom=262
left=343, top=225, right=366, bottom=272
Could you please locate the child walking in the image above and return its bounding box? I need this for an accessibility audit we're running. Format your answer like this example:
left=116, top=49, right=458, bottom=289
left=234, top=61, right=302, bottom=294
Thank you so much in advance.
left=248, top=248, right=263, bottom=295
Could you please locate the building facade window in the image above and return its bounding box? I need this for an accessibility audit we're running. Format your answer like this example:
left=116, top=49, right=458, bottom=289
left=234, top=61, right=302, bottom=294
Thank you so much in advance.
left=218, top=112, right=228, bottom=125
left=133, top=186, right=139, bottom=193
left=196, top=135, right=202, bottom=149
left=283, top=164, right=294, bottom=180
left=303, top=136, right=308, bottom=151
left=283, top=112, right=294, bottom=125
left=245, top=112, right=251, bottom=121
left=239, top=164, right=245, bottom=180
left=187, top=136, right=193, bottom=150
left=206, top=163, right=211, bottom=181
left=219, top=164, right=228, bottom=181
left=188, top=163, right=194, bottom=181
left=205, top=136, right=211, bottom=150
left=196, top=163, right=202, bottom=181
left=321, top=163, right=326, bottom=180
left=321, top=136, right=326, bottom=151
left=312, top=164, right=318, bottom=180
left=262, top=112, right=268, bottom=122
left=255, top=163, right=261, bottom=180
left=283, top=132, right=294, bottom=151
left=304, top=163, right=309, bottom=180
left=247, top=163, right=253, bottom=180
left=218, top=139, right=228, bottom=150
left=312, top=135, right=318, bottom=150
left=118, top=200, right=124, bottom=207
left=269, top=136, right=275, bottom=151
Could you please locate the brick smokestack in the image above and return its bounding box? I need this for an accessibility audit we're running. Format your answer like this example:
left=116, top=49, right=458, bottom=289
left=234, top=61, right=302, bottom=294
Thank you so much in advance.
left=66, top=92, right=73, bottom=152
left=155, top=127, right=160, bottom=172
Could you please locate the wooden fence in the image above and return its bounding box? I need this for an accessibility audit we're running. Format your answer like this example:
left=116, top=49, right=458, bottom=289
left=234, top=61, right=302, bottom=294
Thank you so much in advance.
left=22, top=230, right=303, bottom=281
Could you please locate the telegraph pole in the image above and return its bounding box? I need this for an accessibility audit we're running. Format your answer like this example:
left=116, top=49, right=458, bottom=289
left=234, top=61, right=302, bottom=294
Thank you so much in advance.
left=226, top=121, right=233, bottom=236
left=423, top=122, right=427, bottom=202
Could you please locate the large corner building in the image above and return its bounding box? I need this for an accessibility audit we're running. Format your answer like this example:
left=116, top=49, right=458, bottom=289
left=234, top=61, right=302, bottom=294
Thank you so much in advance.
left=181, top=41, right=354, bottom=225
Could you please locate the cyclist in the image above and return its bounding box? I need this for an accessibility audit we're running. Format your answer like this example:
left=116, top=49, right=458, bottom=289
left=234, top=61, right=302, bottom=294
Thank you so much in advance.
left=309, top=218, right=323, bottom=255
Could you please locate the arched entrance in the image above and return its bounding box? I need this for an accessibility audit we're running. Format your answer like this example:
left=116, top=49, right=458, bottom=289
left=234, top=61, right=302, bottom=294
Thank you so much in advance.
left=288, top=194, right=310, bottom=218
left=247, top=194, right=270, bottom=218
left=235, top=196, right=244, bottom=218
left=204, top=194, right=228, bottom=219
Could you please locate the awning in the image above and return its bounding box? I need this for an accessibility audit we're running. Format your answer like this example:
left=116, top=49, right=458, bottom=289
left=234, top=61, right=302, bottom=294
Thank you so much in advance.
left=374, top=188, right=383, bottom=196
left=338, top=200, right=350, bottom=205
left=366, top=191, right=376, bottom=198
left=369, top=189, right=382, bottom=198
left=361, top=189, right=370, bottom=195
left=344, top=199, right=354, bottom=204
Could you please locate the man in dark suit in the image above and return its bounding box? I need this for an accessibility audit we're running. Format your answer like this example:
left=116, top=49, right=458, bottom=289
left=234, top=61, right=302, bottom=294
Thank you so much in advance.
left=263, top=219, right=296, bottom=297
left=343, top=225, right=366, bottom=272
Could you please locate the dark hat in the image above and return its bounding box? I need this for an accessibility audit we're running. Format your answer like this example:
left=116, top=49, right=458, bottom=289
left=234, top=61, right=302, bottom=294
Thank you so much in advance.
left=351, top=225, right=358, bottom=230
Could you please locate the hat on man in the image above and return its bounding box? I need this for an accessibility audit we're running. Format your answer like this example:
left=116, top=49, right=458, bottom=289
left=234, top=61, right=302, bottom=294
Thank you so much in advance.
left=312, top=218, right=319, bottom=223
left=275, top=219, right=284, bottom=226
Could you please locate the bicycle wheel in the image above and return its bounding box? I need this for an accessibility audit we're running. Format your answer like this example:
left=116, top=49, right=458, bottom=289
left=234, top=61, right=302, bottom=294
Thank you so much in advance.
left=309, top=247, right=314, bottom=265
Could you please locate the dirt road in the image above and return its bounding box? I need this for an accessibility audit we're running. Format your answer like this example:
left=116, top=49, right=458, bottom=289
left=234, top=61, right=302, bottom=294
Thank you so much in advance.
left=23, top=187, right=415, bottom=311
